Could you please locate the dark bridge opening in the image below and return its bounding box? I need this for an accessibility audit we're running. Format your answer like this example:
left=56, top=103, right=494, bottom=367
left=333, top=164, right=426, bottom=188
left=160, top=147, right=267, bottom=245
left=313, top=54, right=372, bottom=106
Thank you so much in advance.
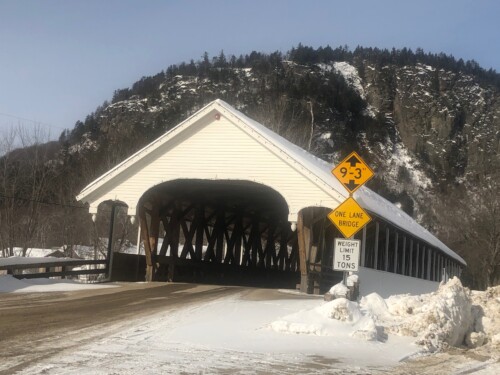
left=137, top=179, right=300, bottom=289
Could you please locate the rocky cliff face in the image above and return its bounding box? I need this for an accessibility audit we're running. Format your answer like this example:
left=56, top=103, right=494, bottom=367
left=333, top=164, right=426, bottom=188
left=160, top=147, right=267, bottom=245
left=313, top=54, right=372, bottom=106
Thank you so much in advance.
left=364, top=62, right=499, bottom=184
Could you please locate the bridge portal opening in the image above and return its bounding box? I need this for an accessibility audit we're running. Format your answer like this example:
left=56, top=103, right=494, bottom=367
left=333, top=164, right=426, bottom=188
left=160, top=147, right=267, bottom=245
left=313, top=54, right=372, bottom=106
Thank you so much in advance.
left=136, top=179, right=300, bottom=288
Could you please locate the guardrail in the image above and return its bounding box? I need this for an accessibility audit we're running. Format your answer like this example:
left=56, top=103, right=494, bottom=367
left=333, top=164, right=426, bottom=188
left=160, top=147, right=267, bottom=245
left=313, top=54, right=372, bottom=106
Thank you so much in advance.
left=0, top=259, right=108, bottom=280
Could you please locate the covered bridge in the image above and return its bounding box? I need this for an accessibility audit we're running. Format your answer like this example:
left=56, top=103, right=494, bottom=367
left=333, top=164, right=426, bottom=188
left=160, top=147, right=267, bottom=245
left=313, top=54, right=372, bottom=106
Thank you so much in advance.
left=77, top=99, right=465, bottom=295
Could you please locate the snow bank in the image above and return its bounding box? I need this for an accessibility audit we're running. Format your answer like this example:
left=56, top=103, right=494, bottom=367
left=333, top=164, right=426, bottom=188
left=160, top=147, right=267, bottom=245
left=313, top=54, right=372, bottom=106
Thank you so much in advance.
left=0, top=256, right=78, bottom=267
left=269, top=294, right=382, bottom=341
left=385, top=277, right=473, bottom=351
left=0, top=275, right=115, bottom=293
left=328, top=282, right=349, bottom=297
left=470, top=285, right=500, bottom=348
left=317, top=298, right=362, bottom=322
left=270, top=278, right=494, bottom=353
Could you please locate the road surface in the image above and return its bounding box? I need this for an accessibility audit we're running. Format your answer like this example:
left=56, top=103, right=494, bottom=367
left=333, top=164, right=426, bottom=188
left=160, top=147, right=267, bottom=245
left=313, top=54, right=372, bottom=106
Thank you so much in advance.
left=0, top=282, right=239, bottom=374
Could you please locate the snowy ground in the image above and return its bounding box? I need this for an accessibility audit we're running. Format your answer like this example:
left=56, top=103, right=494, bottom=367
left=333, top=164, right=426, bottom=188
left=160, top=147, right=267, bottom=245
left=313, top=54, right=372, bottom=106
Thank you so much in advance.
left=0, top=275, right=116, bottom=293
left=5, top=289, right=417, bottom=374
left=0, top=277, right=498, bottom=374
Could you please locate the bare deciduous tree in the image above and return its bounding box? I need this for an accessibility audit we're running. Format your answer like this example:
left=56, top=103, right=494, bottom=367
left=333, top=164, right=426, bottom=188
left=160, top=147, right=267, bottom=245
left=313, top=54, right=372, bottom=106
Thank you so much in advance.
left=441, top=176, right=500, bottom=289
left=0, top=124, right=52, bottom=257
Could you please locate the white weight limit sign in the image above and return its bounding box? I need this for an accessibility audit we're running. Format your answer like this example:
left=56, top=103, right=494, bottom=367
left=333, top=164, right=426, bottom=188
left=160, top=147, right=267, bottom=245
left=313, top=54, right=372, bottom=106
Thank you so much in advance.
left=333, top=238, right=360, bottom=271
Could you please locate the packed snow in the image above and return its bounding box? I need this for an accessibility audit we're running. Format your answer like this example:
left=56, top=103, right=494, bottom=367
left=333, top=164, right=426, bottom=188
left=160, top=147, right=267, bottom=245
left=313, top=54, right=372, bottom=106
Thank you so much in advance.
left=0, top=276, right=498, bottom=373
left=270, top=278, right=480, bottom=351
left=0, top=256, right=82, bottom=267
left=0, top=275, right=115, bottom=293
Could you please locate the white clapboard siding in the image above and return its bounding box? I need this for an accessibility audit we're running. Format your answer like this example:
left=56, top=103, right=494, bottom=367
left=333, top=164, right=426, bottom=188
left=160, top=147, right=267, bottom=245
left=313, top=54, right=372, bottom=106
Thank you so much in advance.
left=79, top=104, right=340, bottom=221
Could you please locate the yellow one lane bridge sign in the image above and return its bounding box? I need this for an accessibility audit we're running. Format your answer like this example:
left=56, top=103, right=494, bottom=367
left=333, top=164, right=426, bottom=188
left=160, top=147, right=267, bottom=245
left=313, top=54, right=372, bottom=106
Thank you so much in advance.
left=327, top=197, right=371, bottom=238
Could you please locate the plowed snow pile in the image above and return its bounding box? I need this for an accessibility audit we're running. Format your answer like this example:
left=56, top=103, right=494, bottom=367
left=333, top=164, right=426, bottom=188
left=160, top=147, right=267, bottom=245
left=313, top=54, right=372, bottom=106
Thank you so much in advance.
left=270, top=277, right=499, bottom=355
left=470, top=285, right=500, bottom=348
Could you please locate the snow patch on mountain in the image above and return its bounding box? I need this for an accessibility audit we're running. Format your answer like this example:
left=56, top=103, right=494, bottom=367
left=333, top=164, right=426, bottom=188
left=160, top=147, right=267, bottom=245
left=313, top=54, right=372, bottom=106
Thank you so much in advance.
left=387, top=142, right=432, bottom=190
left=333, top=62, right=366, bottom=98
left=318, top=61, right=377, bottom=118
left=318, top=61, right=366, bottom=99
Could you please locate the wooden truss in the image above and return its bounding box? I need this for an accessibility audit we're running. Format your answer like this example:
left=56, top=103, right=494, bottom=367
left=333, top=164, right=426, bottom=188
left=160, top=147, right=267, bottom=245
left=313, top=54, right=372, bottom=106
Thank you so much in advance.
left=138, top=200, right=301, bottom=284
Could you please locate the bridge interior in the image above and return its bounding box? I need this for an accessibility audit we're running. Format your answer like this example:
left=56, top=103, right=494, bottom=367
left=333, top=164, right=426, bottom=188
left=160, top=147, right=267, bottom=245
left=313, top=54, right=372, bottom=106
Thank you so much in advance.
left=132, top=179, right=343, bottom=293
left=137, top=180, right=294, bottom=288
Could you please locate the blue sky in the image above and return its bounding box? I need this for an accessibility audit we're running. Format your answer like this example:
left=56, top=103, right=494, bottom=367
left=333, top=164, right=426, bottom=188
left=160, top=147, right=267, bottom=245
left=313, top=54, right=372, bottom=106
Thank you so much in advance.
left=1, top=0, right=499, bottom=139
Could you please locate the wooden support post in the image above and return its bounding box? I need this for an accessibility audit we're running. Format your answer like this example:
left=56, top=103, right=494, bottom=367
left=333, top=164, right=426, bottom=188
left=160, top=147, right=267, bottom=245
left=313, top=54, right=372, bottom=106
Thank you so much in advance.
left=158, top=214, right=170, bottom=257
left=438, top=254, right=442, bottom=282
left=105, top=204, right=117, bottom=280
left=426, top=247, right=431, bottom=280
left=241, top=226, right=252, bottom=267
left=393, top=231, right=399, bottom=273
left=297, top=211, right=310, bottom=293
left=195, top=204, right=205, bottom=261
left=233, top=214, right=243, bottom=266
left=432, top=251, right=437, bottom=281
left=291, top=235, right=300, bottom=272
left=167, top=206, right=180, bottom=282
left=415, top=243, right=419, bottom=278
left=421, top=245, right=426, bottom=279
left=249, top=216, right=259, bottom=267
left=215, top=207, right=225, bottom=263
left=149, top=207, right=160, bottom=278
left=320, top=219, right=332, bottom=287
left=149, top=209, right=160, bottom=255
left=408, top=239, right=413, bottom=277
left=437, top=254, right=442, bottom=282
left=402, top=236, right=407, bottom=276
left=278, top=225, right=288, bottom=271
left=384, top=227, right=389, bottom=272
left=180, top=218, right=196, bottom=260
left=440, top=255, right=443, bottom=281
left=447, top=259, right=450, bottom=280
left=265, top=222, right=276, bottom=269
left=434, top=250, right=440, bottom=281
left=139, top=206, right=155, bottom=282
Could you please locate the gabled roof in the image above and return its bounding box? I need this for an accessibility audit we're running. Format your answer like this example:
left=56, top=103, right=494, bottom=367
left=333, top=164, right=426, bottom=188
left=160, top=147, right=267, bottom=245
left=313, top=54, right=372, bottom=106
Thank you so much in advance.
left=77, top=99, right=465, bottom=265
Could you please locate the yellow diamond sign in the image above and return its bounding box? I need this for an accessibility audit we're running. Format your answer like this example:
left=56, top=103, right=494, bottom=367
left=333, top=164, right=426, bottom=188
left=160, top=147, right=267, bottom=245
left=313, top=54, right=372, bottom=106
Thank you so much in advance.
left=332, top=151, right=374, bottom=194
left=328, top=197, right=371, bottom=238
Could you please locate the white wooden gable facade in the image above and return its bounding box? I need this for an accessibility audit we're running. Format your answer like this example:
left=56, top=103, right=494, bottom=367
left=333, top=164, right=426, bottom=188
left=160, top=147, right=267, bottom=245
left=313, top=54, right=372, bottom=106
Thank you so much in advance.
left=77, top=99, right=345, bottom=224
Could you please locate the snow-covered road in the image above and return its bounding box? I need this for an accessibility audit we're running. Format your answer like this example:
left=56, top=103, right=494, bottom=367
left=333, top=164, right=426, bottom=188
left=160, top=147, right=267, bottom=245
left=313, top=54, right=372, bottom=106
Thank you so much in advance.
left=10, top=288, right=417, bottom=374
left=1, top=276, right=498, bottom=374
